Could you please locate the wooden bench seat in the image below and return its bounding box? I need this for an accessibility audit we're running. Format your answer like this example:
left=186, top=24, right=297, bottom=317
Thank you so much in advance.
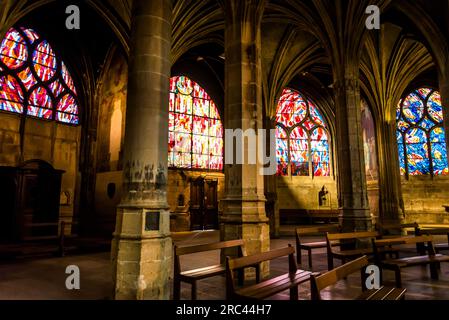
left=233, top=269, right=313, bottom=300
left=356, top=286, right=406, bottom=300
left=435, top=243, right=449, bottom=252
left=380, top=254, right=449, bottom=268
left=330, top=247, right=375, bottom=259
left=311, top=255, right=406, bottom=300
left=226, top=245, right=314, bottom=300
left=373, top=235, right=449, bottom=287
left=179, top=264, right=226, bottom=280
left=295, top=225, right=341, bottom=269
left=174, top=239, right=245, bottom=300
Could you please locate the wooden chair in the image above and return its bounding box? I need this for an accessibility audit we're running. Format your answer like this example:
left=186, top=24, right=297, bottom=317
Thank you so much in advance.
left=375, top=222, right=420, bottom=237
left=295, top=225, right=341, bottom=269
left=372, top=235, right=449, bottom=287
left=417, top=227, right=449, bottom=253
left=226, top=244, right=314, bottom=300
left=376, top=222, right=422, bottom=255
left=310, top=255, right=406, bottom=300
left=326, top=231, right=382, bottom=270
left=173, top=239, right=245, bottom=300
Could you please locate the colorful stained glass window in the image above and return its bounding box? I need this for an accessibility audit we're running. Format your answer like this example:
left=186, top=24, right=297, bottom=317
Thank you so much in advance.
left=396, top=88, right=448, bottom=176
left=168, top=75, right=223, bottom=170
left=275, top=88, right=331, bottom=177
left=0, top=27, right=79, bottom=124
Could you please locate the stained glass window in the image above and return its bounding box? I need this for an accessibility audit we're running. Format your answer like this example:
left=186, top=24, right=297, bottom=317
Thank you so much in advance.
left=168, top=75, right=223, bottom=170
left=0, top=27, right=79, bottom=124
left=275, top=88, right=331, bottom=177
left=396, top=88, right=448, bottom=176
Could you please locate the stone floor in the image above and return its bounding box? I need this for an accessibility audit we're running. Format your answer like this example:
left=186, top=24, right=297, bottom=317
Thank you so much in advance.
left=1, top=229, right=449, bottom=300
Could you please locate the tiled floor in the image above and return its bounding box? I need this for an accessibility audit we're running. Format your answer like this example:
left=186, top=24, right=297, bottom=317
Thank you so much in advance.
left=1, top=230, right=449, bottom=300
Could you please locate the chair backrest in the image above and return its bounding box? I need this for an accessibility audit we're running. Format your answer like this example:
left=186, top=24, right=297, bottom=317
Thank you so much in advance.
left=174, top=239, right=245, bottom=275
left=225, top=244, right=296, bottom=295
left=327, top=231, right=379, bottom=242
left=175, top=239, right=245, bottom=256
left=296, top=225, right=341, bottom=236
left=417, top=227, right=449, bottom=236
left=311, top=255, right=369, bottom=300
left=227, top=245, right=295, bottom=272
left=296, top=225, right=341, bottom=251
left=326, top=231, right=379, bottom=254
left=376, top=222, right=419, bottom=236
left=371, top=235, right=436, bottom=262
left=373, top=235, right=433, bottom=247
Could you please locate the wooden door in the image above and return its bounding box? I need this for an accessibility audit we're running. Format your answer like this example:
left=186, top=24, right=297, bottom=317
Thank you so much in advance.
left=203, top=180, right=218, bottom=230
left=0, top=167, right=18, bottom=242
left=16, top=161, right=63, bottom=239
left=189, top=178, right=219, bottom=230
left=189, top=178, right=204, bottom=230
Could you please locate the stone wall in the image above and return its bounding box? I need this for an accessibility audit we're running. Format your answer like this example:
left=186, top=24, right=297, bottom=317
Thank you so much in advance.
left=0, top=112, right=81, bottom=229
left=276, top=176, right=338, bottom=224
left=94, top=169, right=225, bottom=233
left=96, top=49, right=128, bottom=173
left=367, top=181, right=380, bottom=223
left=402, top=176, right=449, bottom=224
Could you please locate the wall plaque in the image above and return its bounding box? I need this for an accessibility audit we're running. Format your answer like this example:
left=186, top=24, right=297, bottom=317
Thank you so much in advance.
left=145, top=211, right=160, bottom=231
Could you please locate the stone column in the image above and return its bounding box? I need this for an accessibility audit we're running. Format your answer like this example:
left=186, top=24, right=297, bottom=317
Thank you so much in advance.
left=111, top=0, right=172, bottom=300
left=220, top=0, right=270, bottom=276
left=264, top=117, right=279, bottom=238
left=438, top=72, right=449, bottom=167
left=334, top=74, right=372, bottom=231
left=377, top=120, right=404, bottom=224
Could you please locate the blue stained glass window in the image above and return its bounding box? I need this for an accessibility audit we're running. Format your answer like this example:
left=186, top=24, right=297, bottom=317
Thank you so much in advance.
left=396, top=88, right=448, bottom=176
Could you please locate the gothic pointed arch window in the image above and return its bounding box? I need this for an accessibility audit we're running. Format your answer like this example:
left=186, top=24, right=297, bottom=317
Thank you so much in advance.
left=396, top=88, right=448, bottom=176
left=168, top=75, right=223, bottom=170
left=275, top=88, right=331, bottom=177
left=0, top=27, right=79, bottom=124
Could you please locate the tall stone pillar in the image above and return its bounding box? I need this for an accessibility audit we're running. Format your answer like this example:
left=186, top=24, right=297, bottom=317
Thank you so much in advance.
left=377, top=119, right=404, bottom=224
left=264, top=118, right=279, bottom=238
left=334, top=73, right=372, bottom=231
left=220, top=0, right=270, bottom=276
left=112, top=0, right=172, bottom=300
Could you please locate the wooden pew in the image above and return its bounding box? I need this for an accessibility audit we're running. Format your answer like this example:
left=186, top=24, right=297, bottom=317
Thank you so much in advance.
left=417, top=226, right=449, bottom=253
left=326, top=231, right=382, bottom=270
left=376, top=222, right=423, bottom=255
left=310, top=255, right=406, bottom=300
left=226, top=244, right=314, bottom=300
left=375, top=222, right=420, bottom=237
left=295, top=225, right=341, bottom=269
left=58, top=221, right=112, bottom=257
left=173, top=239, right=245, bottom=300
left=305, top=209, right=339, bottom=224
left=1, top=222, right=60, bottom=258
left=372, top=235, right=449, bottom=287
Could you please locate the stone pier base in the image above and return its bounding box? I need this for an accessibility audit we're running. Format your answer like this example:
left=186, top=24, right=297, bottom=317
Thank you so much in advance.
left=112, top=208, right=172, bottom=300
